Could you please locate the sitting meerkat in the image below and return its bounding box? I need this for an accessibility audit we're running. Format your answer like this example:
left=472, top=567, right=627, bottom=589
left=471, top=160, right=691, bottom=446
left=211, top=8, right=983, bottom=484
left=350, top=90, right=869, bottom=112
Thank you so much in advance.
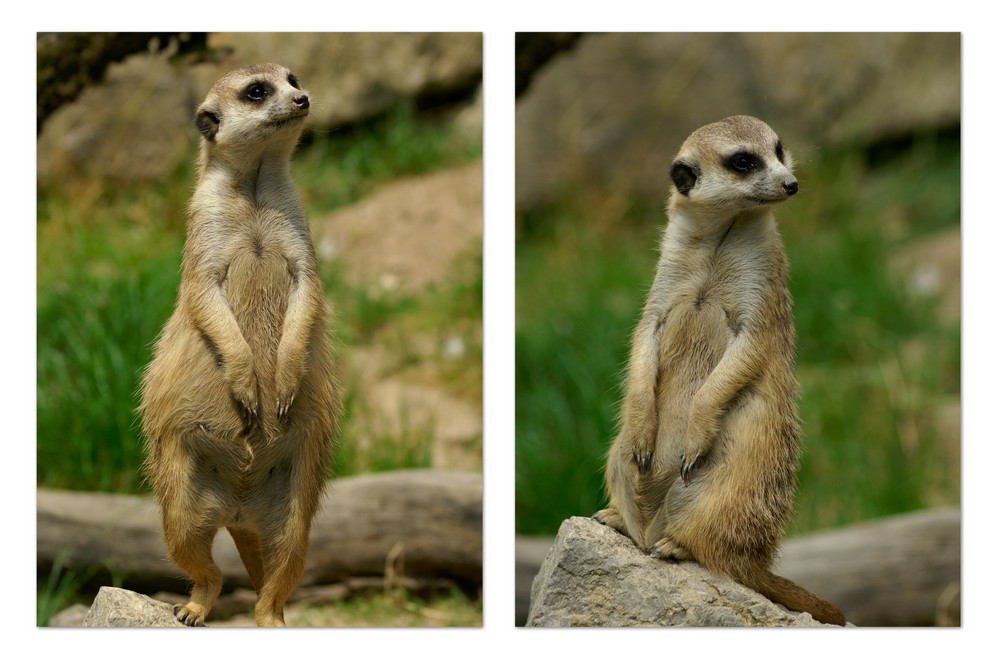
left=140, top=63, right=341, bottom=627
left=594, top=115, right=845, bottom=626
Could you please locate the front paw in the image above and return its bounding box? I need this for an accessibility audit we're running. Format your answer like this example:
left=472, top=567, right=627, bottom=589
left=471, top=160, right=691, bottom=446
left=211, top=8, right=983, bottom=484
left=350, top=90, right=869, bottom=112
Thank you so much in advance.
left=679, top=426, right=711, bottom=485
left=679, top=450, right=701, bottom=485
left=227, top=356, right=259, bottom=423
left=274, top=351, right=304, bottom=422
left=628, top=431, right=655, bottom=473
left=275, top=383, right=298, bottom=422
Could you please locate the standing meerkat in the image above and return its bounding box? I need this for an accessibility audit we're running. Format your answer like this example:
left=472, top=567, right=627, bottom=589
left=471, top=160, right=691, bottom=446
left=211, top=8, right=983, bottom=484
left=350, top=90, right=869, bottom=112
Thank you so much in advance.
left=594, top=115, right=845, bottom=626
left=140, top=63, right=340, bottom=627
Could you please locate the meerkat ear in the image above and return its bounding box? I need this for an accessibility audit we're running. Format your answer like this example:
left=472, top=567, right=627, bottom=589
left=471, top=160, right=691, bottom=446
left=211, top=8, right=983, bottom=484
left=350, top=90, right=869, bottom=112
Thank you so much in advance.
left=195, top=107, right=221, bottom=142
left=670, top=160, right=699, bottom=196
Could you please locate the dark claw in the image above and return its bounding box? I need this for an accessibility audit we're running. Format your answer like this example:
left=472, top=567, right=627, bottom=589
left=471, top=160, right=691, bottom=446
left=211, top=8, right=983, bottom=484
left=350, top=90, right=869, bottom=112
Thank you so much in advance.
left=632, top=441, right=652, bottom=473
left=174, top=605, right=203, bottom=627
left=680, top=453, right=700, bottom=486
left=277, top=395, right=295, bottom=421
left=239, top=400, right=259, bottom=424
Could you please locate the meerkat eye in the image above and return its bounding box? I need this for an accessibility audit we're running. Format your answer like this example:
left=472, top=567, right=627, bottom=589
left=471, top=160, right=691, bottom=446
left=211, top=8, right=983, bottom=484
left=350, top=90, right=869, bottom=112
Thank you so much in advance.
left=288, top=74, right=300, bottom=89
left=775, top=141, right=785, bottom=163
left=243, top=83, right=268, bottom=102
left=730, top=153, right=757, bottom=172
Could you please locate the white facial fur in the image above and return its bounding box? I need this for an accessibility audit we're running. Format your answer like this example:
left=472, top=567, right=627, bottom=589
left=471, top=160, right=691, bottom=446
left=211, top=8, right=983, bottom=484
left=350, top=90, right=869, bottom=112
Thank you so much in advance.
left=195, top=63, right=310, bottom=149
left=669, top=115, right=797, bottom=215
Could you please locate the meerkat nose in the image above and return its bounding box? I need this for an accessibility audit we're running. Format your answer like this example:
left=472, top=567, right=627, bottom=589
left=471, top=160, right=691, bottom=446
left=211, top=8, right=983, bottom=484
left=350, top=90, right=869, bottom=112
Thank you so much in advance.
left=783, top=181, right=798, bottom=196
left=293, top=94, right=310, bottom=109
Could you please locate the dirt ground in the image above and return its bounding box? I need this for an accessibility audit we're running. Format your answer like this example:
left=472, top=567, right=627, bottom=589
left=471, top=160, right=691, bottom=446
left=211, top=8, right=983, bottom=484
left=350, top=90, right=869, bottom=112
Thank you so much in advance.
left=316, top=159, right=484, bottom=471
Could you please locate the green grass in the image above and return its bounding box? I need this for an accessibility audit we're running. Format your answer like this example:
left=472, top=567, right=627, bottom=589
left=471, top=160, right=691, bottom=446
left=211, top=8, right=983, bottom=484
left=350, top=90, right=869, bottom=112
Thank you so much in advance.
left=279, top=587, right=482, bottom=627
left=295, top=102, right=483, bottom=214
left=36, top=102, right=482, bottom=494
left=515, top=133, right=960, bottom=536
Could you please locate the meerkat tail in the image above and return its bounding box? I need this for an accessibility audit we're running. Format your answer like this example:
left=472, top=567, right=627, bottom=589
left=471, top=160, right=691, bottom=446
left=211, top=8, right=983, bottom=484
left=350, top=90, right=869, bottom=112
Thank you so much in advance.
left=745, top=570, right=846, bottom=626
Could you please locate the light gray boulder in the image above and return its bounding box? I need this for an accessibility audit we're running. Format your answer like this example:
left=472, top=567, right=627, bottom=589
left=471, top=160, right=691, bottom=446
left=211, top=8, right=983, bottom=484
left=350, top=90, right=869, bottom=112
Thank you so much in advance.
left=526, top=516, right=837, bottom=627
left=81, top=586, right=186, bottom=628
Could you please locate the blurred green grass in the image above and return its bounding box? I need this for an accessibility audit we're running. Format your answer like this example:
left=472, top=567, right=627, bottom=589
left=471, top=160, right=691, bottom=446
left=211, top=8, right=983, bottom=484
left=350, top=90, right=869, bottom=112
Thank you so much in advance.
left=36, top=102, right=482, bottom=494
left=515, top=131, right=960, bottom=536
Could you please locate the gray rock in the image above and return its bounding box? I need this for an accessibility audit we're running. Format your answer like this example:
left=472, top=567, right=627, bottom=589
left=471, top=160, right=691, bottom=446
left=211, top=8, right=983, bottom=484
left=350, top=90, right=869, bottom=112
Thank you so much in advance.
left=47, top=603, right=90, bottom=627
left=526, top=516, right=833, bottom=627
left=81, top=586, right=186, bottom=627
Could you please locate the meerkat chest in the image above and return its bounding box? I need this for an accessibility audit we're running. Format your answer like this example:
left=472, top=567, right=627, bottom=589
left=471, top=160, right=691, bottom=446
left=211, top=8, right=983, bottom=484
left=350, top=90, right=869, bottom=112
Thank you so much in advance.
left=669, top=247, right=759, bottom=315
left=657, top=243, right=770, bottom=361
left=217, top=215, right=303, bottom=310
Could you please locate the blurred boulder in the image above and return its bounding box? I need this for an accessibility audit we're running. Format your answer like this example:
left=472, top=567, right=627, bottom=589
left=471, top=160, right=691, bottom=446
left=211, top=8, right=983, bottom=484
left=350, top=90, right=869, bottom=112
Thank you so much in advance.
left=212, top=33, right=483, bottom=126
left=515, top=32, right=960, bottom=212
left=37, top=33, right=482, bottom=184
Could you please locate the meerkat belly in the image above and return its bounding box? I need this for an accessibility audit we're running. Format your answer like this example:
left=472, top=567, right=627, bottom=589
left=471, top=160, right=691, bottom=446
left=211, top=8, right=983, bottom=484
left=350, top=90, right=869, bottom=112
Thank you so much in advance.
left=655, top=283, right=731, bottom=449
left=223, top=231, right=292, bottom=355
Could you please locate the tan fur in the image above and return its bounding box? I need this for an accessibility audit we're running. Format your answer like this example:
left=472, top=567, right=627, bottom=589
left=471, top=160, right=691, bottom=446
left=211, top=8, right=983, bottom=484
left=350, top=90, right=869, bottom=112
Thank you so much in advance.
left=140, top=63, right=340, bottom=627
left=594, top=116, right=844, bottom=626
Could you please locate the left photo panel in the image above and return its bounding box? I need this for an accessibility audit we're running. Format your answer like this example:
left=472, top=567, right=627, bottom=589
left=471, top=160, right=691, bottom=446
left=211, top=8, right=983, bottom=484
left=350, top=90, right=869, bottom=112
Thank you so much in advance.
left=37, top=32, right=483, bottom=627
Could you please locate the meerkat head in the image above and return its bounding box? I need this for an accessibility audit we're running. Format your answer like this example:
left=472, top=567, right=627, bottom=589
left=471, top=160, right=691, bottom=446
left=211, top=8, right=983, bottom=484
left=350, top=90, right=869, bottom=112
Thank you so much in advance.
left=668, top=115, right=797, bottom=215
left=194, top=63, right=310, bottom=151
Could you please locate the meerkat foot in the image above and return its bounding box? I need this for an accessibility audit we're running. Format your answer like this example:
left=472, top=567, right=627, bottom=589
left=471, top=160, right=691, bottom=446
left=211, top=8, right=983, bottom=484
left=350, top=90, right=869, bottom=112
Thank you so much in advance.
left=173, top=602, right=209, bottom=627
left=649, top=538, right=695, bottom=561
left=592, top=508, right=627, bottom=534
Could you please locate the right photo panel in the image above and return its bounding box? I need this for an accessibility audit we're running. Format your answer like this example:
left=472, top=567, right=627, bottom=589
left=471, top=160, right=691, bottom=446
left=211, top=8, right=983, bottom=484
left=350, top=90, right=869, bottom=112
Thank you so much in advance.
left=514, top=32, right=960, bottom=628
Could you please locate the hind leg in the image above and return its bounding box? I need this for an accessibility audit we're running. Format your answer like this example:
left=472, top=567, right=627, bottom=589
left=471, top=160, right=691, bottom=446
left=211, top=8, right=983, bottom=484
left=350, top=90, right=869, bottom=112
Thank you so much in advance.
left=163, top=514, right=224, bottom=626
left=596, top=436, right=647, bottom=541
left=592, top=507, right=627, bottom=533
left=253, top=515, right=312, bottom=627
left=649, top=536, right=695, bottom=561
left=228, top=525, right=265, bottom=592
left=151, top=432, right=228, bottom=627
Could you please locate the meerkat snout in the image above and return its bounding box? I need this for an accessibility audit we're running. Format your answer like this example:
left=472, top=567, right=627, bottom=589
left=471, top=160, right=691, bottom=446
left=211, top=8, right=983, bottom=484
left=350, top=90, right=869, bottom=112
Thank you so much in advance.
left=784, top=180, right=798, bottom=196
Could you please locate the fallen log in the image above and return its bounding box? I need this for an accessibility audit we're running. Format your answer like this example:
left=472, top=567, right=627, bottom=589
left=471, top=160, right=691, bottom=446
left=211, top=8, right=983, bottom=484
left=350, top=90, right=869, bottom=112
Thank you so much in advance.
left=773, top=506, right=960, bottom=627
left=37, top=469, right=482, bottom=593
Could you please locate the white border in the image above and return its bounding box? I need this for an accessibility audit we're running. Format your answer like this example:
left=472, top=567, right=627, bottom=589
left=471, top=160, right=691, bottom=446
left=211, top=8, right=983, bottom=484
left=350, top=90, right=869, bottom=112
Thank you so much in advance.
left=12, top=3, right=997, bottom=667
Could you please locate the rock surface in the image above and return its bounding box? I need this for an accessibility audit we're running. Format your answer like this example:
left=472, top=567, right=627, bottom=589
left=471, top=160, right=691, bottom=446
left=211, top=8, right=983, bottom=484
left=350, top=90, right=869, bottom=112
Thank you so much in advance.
left=526, top=516, right=835, bottom=627
left=516, top=32, right=960, bottom=212
left=37, top=33, right=482, bottom=183
left=81, top=586, right=185, bottom=627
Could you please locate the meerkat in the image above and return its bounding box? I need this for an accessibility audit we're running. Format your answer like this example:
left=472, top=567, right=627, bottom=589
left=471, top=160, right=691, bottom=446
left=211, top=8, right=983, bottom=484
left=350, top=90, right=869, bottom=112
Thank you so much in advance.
left=140, top=63, right=340, bottom=627
left=593, top=115, right=845, bottom=626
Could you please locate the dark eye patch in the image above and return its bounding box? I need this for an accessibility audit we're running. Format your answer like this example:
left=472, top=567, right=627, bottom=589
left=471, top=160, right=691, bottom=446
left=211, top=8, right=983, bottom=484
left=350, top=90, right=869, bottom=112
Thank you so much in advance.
left=776, top=140, right=785, bottom=163
left=288, top=74, right=300, bottom=89
left=242, top=81, right=271, bottom=103
left=726, top=152, right=761, bottom=174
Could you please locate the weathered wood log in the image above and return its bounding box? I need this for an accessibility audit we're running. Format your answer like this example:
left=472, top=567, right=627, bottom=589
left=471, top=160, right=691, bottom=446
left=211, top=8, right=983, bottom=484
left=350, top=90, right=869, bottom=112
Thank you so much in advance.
left=773, top=506, right=960, bottom=627
left=516, top=506, right=959, bottom=627
left=37, top=469, right=482, bottom=593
